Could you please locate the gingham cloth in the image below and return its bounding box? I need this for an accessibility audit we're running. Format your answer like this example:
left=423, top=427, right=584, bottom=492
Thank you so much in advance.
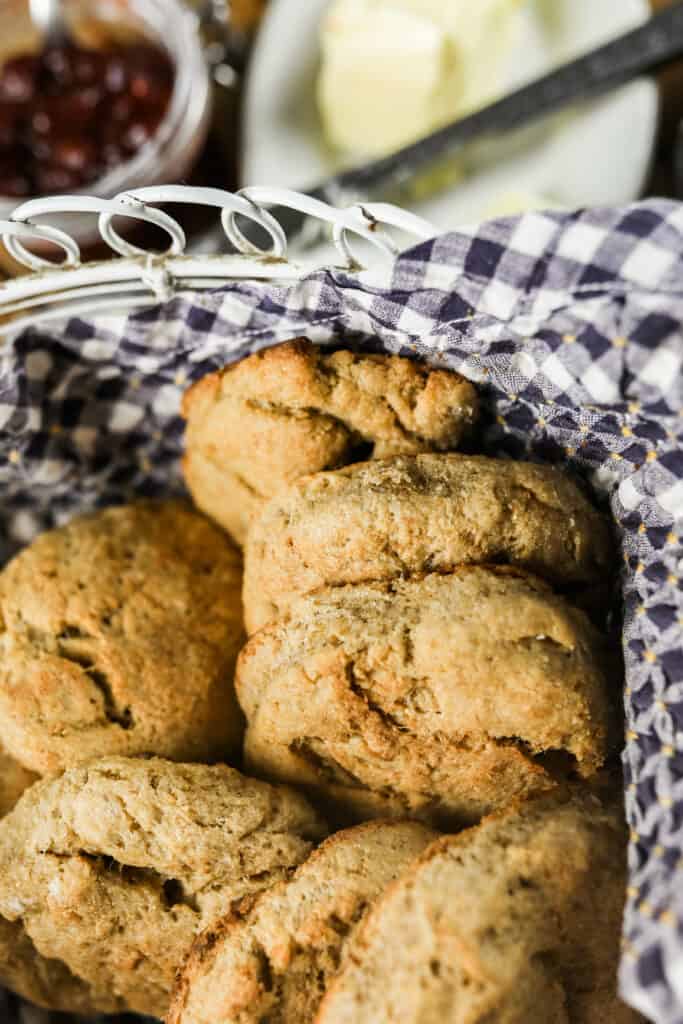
left=1, top=198, right=683, bottom=1024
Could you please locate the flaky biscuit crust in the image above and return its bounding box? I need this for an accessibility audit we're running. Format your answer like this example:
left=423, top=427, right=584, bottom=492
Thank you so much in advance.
left=0, top=756, right=327, bottom=1016
left=168, top=820, right=436, bottom=1024
left=238, top=568, right=617, bottom=827
left=0, top=500, right=246, bottom=773
left=182, top=339, right=478, bottom=544
left=244, top=453, right=612, bottom=631
left=316, top=789, right=642, bottom=1023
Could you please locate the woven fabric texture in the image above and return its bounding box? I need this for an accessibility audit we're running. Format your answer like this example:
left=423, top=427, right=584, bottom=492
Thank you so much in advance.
left=1, top=199, right=682, bottom=1023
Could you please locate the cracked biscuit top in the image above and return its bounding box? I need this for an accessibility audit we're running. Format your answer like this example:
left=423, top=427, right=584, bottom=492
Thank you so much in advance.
left=0, top=756, right=327, bottom=1017
left=168, top=820, right=437, bottom=1024
left=316, top=789, right=641, bottom=1024
left=0, top=501, right=245, bottom=774
left=237, top=567, right=617, bottom=828
left=181, top=339, right=479, bottom=545
left=244, top=453, right=612, bottom=631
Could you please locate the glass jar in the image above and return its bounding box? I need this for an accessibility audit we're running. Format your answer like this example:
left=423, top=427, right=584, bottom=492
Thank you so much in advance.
left=0, top=0, right=212, bottom=250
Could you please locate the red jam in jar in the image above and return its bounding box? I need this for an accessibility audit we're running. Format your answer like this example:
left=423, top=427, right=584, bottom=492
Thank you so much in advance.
left=0, top=38, right=174, bottom=197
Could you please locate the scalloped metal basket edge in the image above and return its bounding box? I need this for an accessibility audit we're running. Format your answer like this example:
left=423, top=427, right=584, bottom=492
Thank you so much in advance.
left=0, top=185, right=438, bottom=331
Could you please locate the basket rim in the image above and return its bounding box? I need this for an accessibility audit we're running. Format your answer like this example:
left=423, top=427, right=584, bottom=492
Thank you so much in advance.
left=0, top=185, right=437, bottom=331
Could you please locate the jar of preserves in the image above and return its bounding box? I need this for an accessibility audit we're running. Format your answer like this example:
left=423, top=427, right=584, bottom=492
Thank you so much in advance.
left=0, top=0, right=212, bottom=251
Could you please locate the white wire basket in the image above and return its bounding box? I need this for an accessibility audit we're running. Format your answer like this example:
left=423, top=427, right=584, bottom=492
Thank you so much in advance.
left=0, top=186, right=438, bottom=332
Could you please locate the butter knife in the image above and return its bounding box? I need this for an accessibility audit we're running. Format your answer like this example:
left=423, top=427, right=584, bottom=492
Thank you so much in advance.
left=266, top=0, right=683, bottom=246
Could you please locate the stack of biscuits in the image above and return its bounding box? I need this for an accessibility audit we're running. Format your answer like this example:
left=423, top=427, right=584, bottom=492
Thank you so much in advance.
left=0, top=338, right=642, bottom=1023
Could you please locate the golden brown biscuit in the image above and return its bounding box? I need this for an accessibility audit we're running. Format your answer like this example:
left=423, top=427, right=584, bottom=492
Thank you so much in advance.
left=237, top=568, right=617, bottom=828
left=244, top=453, right=612, bottom=631
left=0, top=500, right=245, bottom=774
left=182, top=339, right=478, bottom=544
left=316, top=789, right=641, bottom=1023
left=0, top=743, right=37, bottom=818
left=168, top=820, right=437, bottom=1024
left=0, top=917, right=97, bottom=1016
left=0, top=756, right=327, bottom=1017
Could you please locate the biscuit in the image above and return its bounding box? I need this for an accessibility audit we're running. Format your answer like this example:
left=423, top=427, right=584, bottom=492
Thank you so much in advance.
left=0, top=743, right=37, bottom=818
left=0, top=500, right=245, bottom=774
left=316, top=788, right=641, bottom=1023
left=182, top=339, right=479, bottom=544
left=244, top=453, right=612, bottom=631
left=237, top=568, right=616, bottom=827
left=168, top=820, right=437, bottom=1024
left=0, top=917, right=97, bottom=1016
left=0, top=756, right=327, bottom=1017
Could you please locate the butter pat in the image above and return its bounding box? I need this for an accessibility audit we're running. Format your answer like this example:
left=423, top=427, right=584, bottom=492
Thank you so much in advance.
left=318, top=0, right=461, bottom=158
left=317, top=0, right=522, bottom=159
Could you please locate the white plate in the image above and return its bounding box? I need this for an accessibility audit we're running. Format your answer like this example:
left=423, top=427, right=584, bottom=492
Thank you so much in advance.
left=241, top=0, right=658, bottom=259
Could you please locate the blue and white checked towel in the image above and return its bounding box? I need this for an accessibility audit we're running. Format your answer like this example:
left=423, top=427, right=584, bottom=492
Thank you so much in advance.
left=1, top=198, right=683, bottom=1024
